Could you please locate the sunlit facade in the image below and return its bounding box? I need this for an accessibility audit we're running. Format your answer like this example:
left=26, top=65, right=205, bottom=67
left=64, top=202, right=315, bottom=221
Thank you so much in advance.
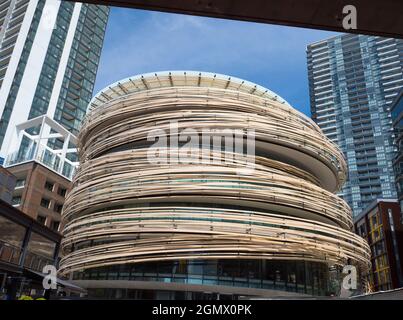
left=0, top=0, right=109, bottom=172
left=60, top=71, right=371, bottom=299
left=307, top=34, right=403, bottom=217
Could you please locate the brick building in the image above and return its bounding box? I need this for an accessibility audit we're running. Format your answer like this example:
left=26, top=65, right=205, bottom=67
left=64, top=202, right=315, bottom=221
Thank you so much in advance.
left=354, top=199, right=403, bottom=291
left=6, top=162, right=71, bottom=232
left=0, top=166, right=16, bottom=204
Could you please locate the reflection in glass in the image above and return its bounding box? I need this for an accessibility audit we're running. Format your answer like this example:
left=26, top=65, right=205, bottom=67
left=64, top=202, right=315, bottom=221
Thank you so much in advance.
left=73, top=259, right=330, bottom=296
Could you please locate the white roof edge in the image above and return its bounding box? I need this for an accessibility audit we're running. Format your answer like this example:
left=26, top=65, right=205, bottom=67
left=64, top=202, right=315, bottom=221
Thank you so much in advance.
left=90, top=70, right=291, bottom=107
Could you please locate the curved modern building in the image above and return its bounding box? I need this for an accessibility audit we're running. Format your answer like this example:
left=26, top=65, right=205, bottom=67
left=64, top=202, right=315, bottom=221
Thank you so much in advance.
left=59, top=71, right=371, bottom=299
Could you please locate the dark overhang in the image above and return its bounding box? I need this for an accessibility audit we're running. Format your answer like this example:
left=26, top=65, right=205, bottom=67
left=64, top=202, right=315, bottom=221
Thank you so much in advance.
left=0, top=199, right=62, bottom=243
left=68, top=0, right=403, bottom=39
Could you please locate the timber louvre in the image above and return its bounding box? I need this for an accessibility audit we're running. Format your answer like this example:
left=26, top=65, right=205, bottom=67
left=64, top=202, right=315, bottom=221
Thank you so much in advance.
left=59, top=71, right=371, bottom=289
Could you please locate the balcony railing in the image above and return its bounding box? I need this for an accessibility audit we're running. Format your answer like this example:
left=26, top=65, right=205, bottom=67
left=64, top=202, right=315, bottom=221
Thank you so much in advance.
left=0, top=240, right=55, bottom=273
left=5, top=143, right=76, bottom=180
left=0, top=240, right=22, bottom=265
left=23, top=251, right=55, bottom=273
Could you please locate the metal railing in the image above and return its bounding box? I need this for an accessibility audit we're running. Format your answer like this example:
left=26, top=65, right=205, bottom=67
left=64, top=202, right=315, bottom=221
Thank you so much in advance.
left=5, top=143, right=76, bottom=180
left=0, top=240, right=55, bottom=272
left=0, top=240, right=22, bottom=265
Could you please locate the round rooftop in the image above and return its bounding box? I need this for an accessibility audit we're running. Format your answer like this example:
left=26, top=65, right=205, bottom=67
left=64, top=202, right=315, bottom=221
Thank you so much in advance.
left=89, top=71, right=290, bottom=111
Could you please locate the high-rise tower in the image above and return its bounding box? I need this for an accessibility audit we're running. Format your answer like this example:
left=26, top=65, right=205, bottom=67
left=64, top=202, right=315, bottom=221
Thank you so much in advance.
left=0, top=0, right=108, bottom=228
left=307, top=34, right=403, bottom=216
left=0, top=0, right=109, bottom=161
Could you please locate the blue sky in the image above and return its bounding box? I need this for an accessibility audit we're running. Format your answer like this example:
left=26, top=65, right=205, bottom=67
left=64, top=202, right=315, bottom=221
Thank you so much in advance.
left=94, top=7, right=339, bottom=116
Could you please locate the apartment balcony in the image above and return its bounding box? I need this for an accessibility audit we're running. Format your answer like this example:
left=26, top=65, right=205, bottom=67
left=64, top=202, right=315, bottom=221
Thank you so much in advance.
left=5, top=143, right=76, bottom=181
left=3, top=115, right=79, bottom=181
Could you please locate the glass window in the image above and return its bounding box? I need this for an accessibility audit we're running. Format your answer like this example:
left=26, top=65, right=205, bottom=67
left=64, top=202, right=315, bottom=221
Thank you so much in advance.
left=15, top=179, right=25, bottom=188
left=71, top=259, right=330, bottom=295
left=50, top=220, right=60, bottom=231
left=54, top=203, right=63, bottom=213
left=203, top=261, right=217, bottom=276
left=27, top=232, right=56, bottom=260
left=57, top=187, right=67, bottom=197
left=11, top=196, right=21, bottom=205
left=188, top=261, right=203, bottom=276
left=40, top=198, right=50, bottom=208
left=273, top=262, right=286, bottom=290
left=37, top=215, right=46, bottom=225
left=286, top=262, right=297, bottom=291
left=44, top=180, right=54, bottom=191
left=0, top=215, right=26, bottom=247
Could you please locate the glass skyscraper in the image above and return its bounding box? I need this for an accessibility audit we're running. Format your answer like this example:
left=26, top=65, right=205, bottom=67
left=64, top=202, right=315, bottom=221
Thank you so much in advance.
left=0, top=0, right=109, bottom=160
left=307, top=34, right=403, bottom=217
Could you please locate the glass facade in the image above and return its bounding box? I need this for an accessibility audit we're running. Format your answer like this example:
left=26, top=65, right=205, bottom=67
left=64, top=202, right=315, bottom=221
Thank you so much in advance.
left=0, top=200, right=62, bottom=300
left=307, top=34, right=403, bottom=216
left=28, top=1, right=75, bottom=119
left=0, top=214, right=26, bottom=247
left=54, top=4, right=108, bottom=137
left=73, top=259, right=330, bottom=297
left=0, top=213, right=58, bottom=272
left=0, top=0, right=45, bottom=147
left=0, top=214, right=25, bottom=265
left=25, top=231, right=56, bottom=271
left=0, top=0, right=31, bottom=88
left=0, top=1, right=109, bottom=167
